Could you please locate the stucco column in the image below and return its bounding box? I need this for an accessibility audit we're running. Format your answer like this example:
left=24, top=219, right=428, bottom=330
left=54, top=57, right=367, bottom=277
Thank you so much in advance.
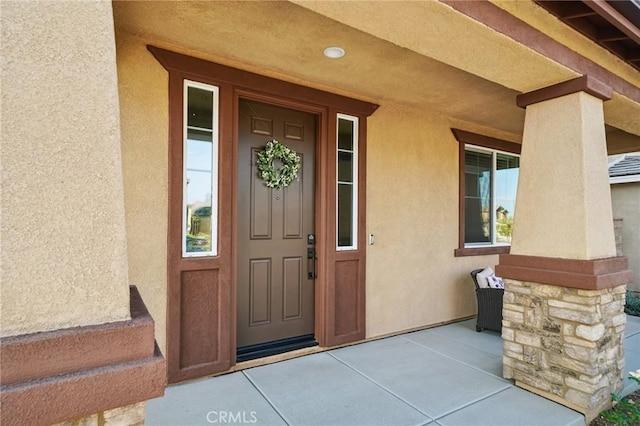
left=510, top=77, right=617, bottom=260
left=496, top=76, right=633, bottom=422
left=2, top=0, right=130, bottom=336
left=1, top=2, right=164, bottom=425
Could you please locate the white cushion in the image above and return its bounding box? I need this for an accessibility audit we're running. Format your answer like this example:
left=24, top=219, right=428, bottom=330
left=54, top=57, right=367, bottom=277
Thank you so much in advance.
left=476, top=267, right=494, bottom=289
left=489, top=275, right=505, bottom=289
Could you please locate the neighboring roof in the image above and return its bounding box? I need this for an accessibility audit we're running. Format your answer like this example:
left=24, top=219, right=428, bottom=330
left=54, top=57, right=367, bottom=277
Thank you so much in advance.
left=609, top=154, right=640, bottom=183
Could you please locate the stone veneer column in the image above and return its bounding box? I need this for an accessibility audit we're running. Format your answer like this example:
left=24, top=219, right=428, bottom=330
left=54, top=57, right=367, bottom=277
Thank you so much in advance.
left=496, top=76, right=633, bottom=422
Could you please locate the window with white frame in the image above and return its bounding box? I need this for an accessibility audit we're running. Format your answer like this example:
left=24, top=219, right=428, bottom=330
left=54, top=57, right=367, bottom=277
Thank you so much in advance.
left=464, top=146, right=519, bottom=247
left=337, top=114, right=358, bottom=250
left=182, top=80, right=219, bottom=257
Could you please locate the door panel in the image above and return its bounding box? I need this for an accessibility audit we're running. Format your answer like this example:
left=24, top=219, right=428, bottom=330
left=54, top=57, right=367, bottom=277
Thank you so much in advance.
left=237, top=99, right=316, bottom=349
left=283, top=257, right=303, bottom=320
left=250, top=149, right=272, bottom=239
left=333, top=260, right=360, bottom=337
left=249, top=259, right=271, bottom=326
left=179, top=269, right=220, bottom=368
left=283, top=176, right=303, bottom=238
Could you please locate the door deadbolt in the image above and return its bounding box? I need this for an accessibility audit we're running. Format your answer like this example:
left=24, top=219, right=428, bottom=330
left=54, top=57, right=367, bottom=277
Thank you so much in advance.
left=307, top=247, right=316, bottom=279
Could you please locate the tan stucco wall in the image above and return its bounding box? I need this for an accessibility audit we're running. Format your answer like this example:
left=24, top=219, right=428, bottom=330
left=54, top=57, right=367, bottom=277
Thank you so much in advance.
left=512, top=92, right=617, bottom=260
left=365, top=104, right=496, bottom=338
left=611, top=182, right=640, bottom=291
left=1, top=1, right=130, bottom=337
left=115, top=31, right=169, bottom=354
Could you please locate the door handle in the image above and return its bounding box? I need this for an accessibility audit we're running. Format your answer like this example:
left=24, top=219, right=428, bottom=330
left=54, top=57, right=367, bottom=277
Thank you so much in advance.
left=307, top=248, right=316, bottom=279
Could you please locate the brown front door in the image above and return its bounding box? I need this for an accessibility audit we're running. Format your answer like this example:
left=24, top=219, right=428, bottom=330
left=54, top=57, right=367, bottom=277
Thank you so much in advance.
left=237, top=99, right=316, bottom=358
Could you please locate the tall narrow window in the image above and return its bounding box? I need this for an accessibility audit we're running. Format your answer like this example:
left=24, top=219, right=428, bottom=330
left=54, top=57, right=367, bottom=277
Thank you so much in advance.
left=337, top=114, right=358, bottom=250
left=494, top=153, right=519, bottom=244
left=464, top=146, right=519, bottom=247
left=183, top=81, right=219, bottom=257
left=465, top=149, right=492, bottom=244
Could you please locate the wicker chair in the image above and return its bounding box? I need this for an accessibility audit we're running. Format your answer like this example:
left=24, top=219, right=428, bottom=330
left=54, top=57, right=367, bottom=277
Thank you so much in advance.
left=470, top=268, right=504, bottom=333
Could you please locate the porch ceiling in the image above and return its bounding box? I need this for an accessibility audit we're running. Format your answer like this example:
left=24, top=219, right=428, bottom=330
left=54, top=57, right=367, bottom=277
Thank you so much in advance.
left=112, top=0, right=639, bottom=153
left=535, top=0, right=640, bottom=73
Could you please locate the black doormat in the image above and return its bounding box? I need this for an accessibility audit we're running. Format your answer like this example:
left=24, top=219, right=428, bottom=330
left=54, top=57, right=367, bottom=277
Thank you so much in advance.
left=236, top=334, right=318, bottom=363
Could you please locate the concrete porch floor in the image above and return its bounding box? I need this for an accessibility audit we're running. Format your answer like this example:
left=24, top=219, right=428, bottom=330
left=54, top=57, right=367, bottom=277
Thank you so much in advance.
left=147, top=316, right=640, bottom=426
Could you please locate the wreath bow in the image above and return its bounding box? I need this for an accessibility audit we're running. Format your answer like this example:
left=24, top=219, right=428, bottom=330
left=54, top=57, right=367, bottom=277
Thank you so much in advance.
left=257, top=139, right=301, bottom=189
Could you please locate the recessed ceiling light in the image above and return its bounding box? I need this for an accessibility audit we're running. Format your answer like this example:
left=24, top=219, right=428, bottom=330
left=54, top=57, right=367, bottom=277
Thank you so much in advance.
left=323, top=46, right=345, bottom=59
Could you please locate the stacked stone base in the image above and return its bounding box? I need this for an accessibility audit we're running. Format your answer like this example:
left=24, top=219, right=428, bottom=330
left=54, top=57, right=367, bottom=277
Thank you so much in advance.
left=502, top=279, right=626, bottom=421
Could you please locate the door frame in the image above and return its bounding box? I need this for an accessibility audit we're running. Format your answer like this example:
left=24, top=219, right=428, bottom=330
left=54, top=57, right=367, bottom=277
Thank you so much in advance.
left=149, top=46, right=378, bottom=383
left=233, top=92, right=324, bottom=354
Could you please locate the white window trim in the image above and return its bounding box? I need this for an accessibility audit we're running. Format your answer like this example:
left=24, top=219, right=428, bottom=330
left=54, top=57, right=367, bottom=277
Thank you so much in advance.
left=610, top=175, right=640, bottom=184
left=182, top=79, right=220, bottom=258
left=464, top=144, right=519, bottom=249
left=336, top=113, right=358, bottom=251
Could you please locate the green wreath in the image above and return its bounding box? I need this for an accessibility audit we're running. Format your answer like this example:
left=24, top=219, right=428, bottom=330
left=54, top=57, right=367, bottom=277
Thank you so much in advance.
left=256, top=139, right=301, bottom=189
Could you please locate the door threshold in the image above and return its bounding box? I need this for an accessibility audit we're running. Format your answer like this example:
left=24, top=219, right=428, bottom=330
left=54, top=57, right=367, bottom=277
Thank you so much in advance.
left=233, top=344, right=323, bottom=372
left=236, top=334, right=318, bottom=363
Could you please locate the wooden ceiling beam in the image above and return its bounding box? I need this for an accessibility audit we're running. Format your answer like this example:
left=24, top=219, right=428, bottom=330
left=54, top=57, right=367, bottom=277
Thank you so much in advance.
left=597, top=27, right=629, bottom=42
left=583, top=0, right=640, bottom=46
left=558, top=2, right=598, bottom=20
left=626, top=48, right=640, bottom=62
left=563, top=10, right=598, bottom=20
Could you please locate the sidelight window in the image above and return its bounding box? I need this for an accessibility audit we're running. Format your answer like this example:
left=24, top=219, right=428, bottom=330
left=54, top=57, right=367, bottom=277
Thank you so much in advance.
left=183, top=80, right=219, bottom=257
left=337, top=114, right=358, bottom=250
